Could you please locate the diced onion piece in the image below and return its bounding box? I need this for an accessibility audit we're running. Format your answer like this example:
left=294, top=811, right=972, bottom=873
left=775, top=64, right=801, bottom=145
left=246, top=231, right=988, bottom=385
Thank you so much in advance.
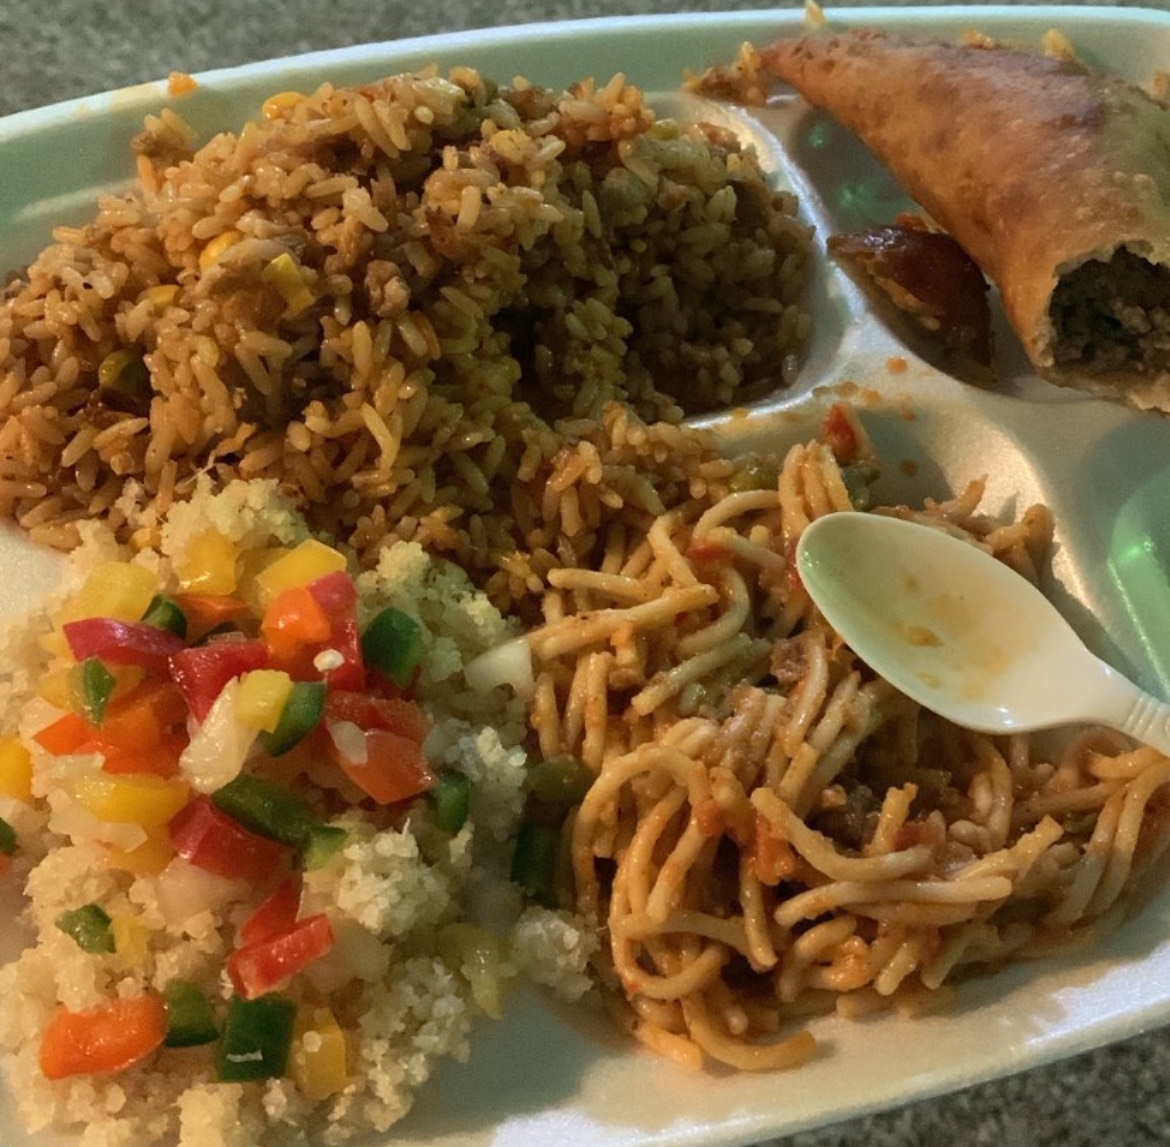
left=313, top=649, right=344, bottom=673
left=303, top=916, right=389, bottom=992
left=153, top=857, right=249, bottom=926
left=463, top=638, right=534, bottom=698
left=179, top=679, right=256, bottom=794
left=48, top=795, right=147, bottom=852
left=326, top=720, right=367, bottom=766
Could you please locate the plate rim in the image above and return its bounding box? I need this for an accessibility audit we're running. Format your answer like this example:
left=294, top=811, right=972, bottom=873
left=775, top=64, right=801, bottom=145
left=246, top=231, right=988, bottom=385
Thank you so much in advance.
left=3, top=4, right=1170, bottom=133
left=3, top=7, right=1170, bottom=1147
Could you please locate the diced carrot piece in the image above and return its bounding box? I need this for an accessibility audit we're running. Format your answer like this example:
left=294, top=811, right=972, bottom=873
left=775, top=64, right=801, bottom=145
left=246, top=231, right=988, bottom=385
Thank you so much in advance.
left=172, top=593, right=250, bottom=642
left=39, top=995, right=167, bottom=1080
left=262, top=586, right=331, bottom=661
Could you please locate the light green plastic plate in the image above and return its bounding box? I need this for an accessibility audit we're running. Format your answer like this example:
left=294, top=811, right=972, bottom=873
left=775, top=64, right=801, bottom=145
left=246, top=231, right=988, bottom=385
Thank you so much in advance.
left=2, top=8, right=1170, bottom=1147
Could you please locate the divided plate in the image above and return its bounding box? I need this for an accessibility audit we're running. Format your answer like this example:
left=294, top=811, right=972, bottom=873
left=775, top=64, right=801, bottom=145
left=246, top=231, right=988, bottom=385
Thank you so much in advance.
left=2, top=8, right=1169, bottom=1146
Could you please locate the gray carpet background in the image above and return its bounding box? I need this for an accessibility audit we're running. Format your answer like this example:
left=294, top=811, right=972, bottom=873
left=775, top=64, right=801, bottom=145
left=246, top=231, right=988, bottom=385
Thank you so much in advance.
left=2, top=1, right=1168, bottom=1144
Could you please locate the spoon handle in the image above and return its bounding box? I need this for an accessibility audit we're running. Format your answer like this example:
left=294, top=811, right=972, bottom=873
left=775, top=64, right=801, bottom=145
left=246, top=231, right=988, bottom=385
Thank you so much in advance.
left=1101, top=667, right=1170, bottom=757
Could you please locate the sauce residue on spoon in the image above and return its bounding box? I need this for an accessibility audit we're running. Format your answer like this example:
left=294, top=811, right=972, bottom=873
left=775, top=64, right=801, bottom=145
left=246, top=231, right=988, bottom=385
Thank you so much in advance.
left=802, top=518, right=1045, bottom=713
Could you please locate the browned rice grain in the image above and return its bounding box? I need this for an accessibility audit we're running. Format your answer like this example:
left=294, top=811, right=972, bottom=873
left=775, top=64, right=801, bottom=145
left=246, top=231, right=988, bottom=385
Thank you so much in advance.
left=0, top=66, right=812, bottom=610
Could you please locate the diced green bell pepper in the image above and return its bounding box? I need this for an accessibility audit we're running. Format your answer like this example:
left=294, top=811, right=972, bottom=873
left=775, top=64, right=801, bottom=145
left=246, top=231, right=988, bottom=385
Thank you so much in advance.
left=56, top=902, right=115, bottom=954
left=163, top=978, right=219, bottom=1048
left=300, top=823, right=348, bottom=870
left=79, top=657, right=117, bottom=727
left=511, top=821, right=561, bottom=908
left=0, top=815, right=16, bottom=857
left=360, top=608, right=424, bottom=688
left=840, top=461, right=880, bottom=510
left=526, top=755, right=592, bottom=817
left=141, top=594, right=188, bottom=639
left=215, top=993, right=296, bottom=1082
left=211, top=772, right=320, bottom=847
left=427, top=771, right=472, bottom=834
left=261, top=680, right=326, bottom=757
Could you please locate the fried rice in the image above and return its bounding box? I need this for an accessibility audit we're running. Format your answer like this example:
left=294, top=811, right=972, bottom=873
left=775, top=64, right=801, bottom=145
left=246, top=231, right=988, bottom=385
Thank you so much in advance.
left=0, top=66, right=812, bottom=614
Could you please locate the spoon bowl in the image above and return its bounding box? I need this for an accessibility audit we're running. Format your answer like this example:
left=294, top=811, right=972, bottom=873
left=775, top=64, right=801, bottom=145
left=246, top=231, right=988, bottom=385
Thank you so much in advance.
left=796, top=512, right=1170, bottom=755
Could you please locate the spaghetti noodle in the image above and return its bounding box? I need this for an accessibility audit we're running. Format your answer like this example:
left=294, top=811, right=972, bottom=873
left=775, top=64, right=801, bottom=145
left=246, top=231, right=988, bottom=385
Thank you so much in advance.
left=528, top=405, right=1170, bottom=1071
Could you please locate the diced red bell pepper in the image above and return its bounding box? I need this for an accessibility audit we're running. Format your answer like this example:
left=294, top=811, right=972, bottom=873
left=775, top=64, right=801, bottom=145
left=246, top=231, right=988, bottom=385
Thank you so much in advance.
left=330, top=726, right=437, bottom=806
left=226, top=913, right=334, bottom=999
left=307, top=571, right=358, bottom=617
left=169, top=639, right=270, bottom=721
left=62, top=619, right=185, bottom=677
left=307, top=571, right=363, bottom=692
left=264, top=573, right=365, bottom=691
left=168, top=797, right=289, bottom=881
left=100, top=679, right=189, bottom=749
left=822, top=403, right=859, bottom=465
left=265, top=623, right=365, bottom=691
left=367, top=665, right=418, bottom=700
left=320, top=617, right=365, bottom=692
left=105, top=733, right=185, bottom=778
left=34, top=682, right=189, bottom=777
left=324, top=691, right=429, bottom=743
left=100, top=733, right=186, bottom=779
left=239, top=874, right=302, bottom=946
left=34, top=679, right=189, bottom=764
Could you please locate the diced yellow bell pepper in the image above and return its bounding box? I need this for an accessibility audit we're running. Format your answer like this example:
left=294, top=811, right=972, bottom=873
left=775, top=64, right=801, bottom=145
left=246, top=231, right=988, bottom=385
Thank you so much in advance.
left=236, top=669, right=294, bottom=733
left=64, top=774, right=191, bottom=829
left=440, top=923, right=508, bottom=1019
left=58, top=561, right=158, bottom=626
left=291, top=1006, right=349, bottom=1101
left=237, top=546, right=290, bottom=615
left=140, top=284, right=179, bottom=311
left=175, top=529, right=238, bottom=595
left=261, top=253, right=315, bottom=317
left=37, top=665, right=75, bottom=709
left=38, top=631, right=71, bottom=660
left=105, top=826, right=175, bottom=876
left=111, top=913, right=151, bottom=968
left=106, top=828, right=175, bottom=875
left=0, top=736, right=33, bottom=803
left=199, top=230, right=242, bottom=270
left=253, top=539, right=347, bottom=610
left=262, top=90, right=303, bottom=121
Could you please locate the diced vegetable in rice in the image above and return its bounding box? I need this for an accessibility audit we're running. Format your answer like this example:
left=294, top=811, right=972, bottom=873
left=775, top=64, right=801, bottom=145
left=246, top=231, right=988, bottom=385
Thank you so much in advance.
left=0, top=479, right=593, bottom=1146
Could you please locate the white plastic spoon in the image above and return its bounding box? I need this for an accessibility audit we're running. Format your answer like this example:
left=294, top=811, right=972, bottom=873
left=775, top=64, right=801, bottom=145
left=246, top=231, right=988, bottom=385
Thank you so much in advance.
left=795, top=511, right=1170, bottom=754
